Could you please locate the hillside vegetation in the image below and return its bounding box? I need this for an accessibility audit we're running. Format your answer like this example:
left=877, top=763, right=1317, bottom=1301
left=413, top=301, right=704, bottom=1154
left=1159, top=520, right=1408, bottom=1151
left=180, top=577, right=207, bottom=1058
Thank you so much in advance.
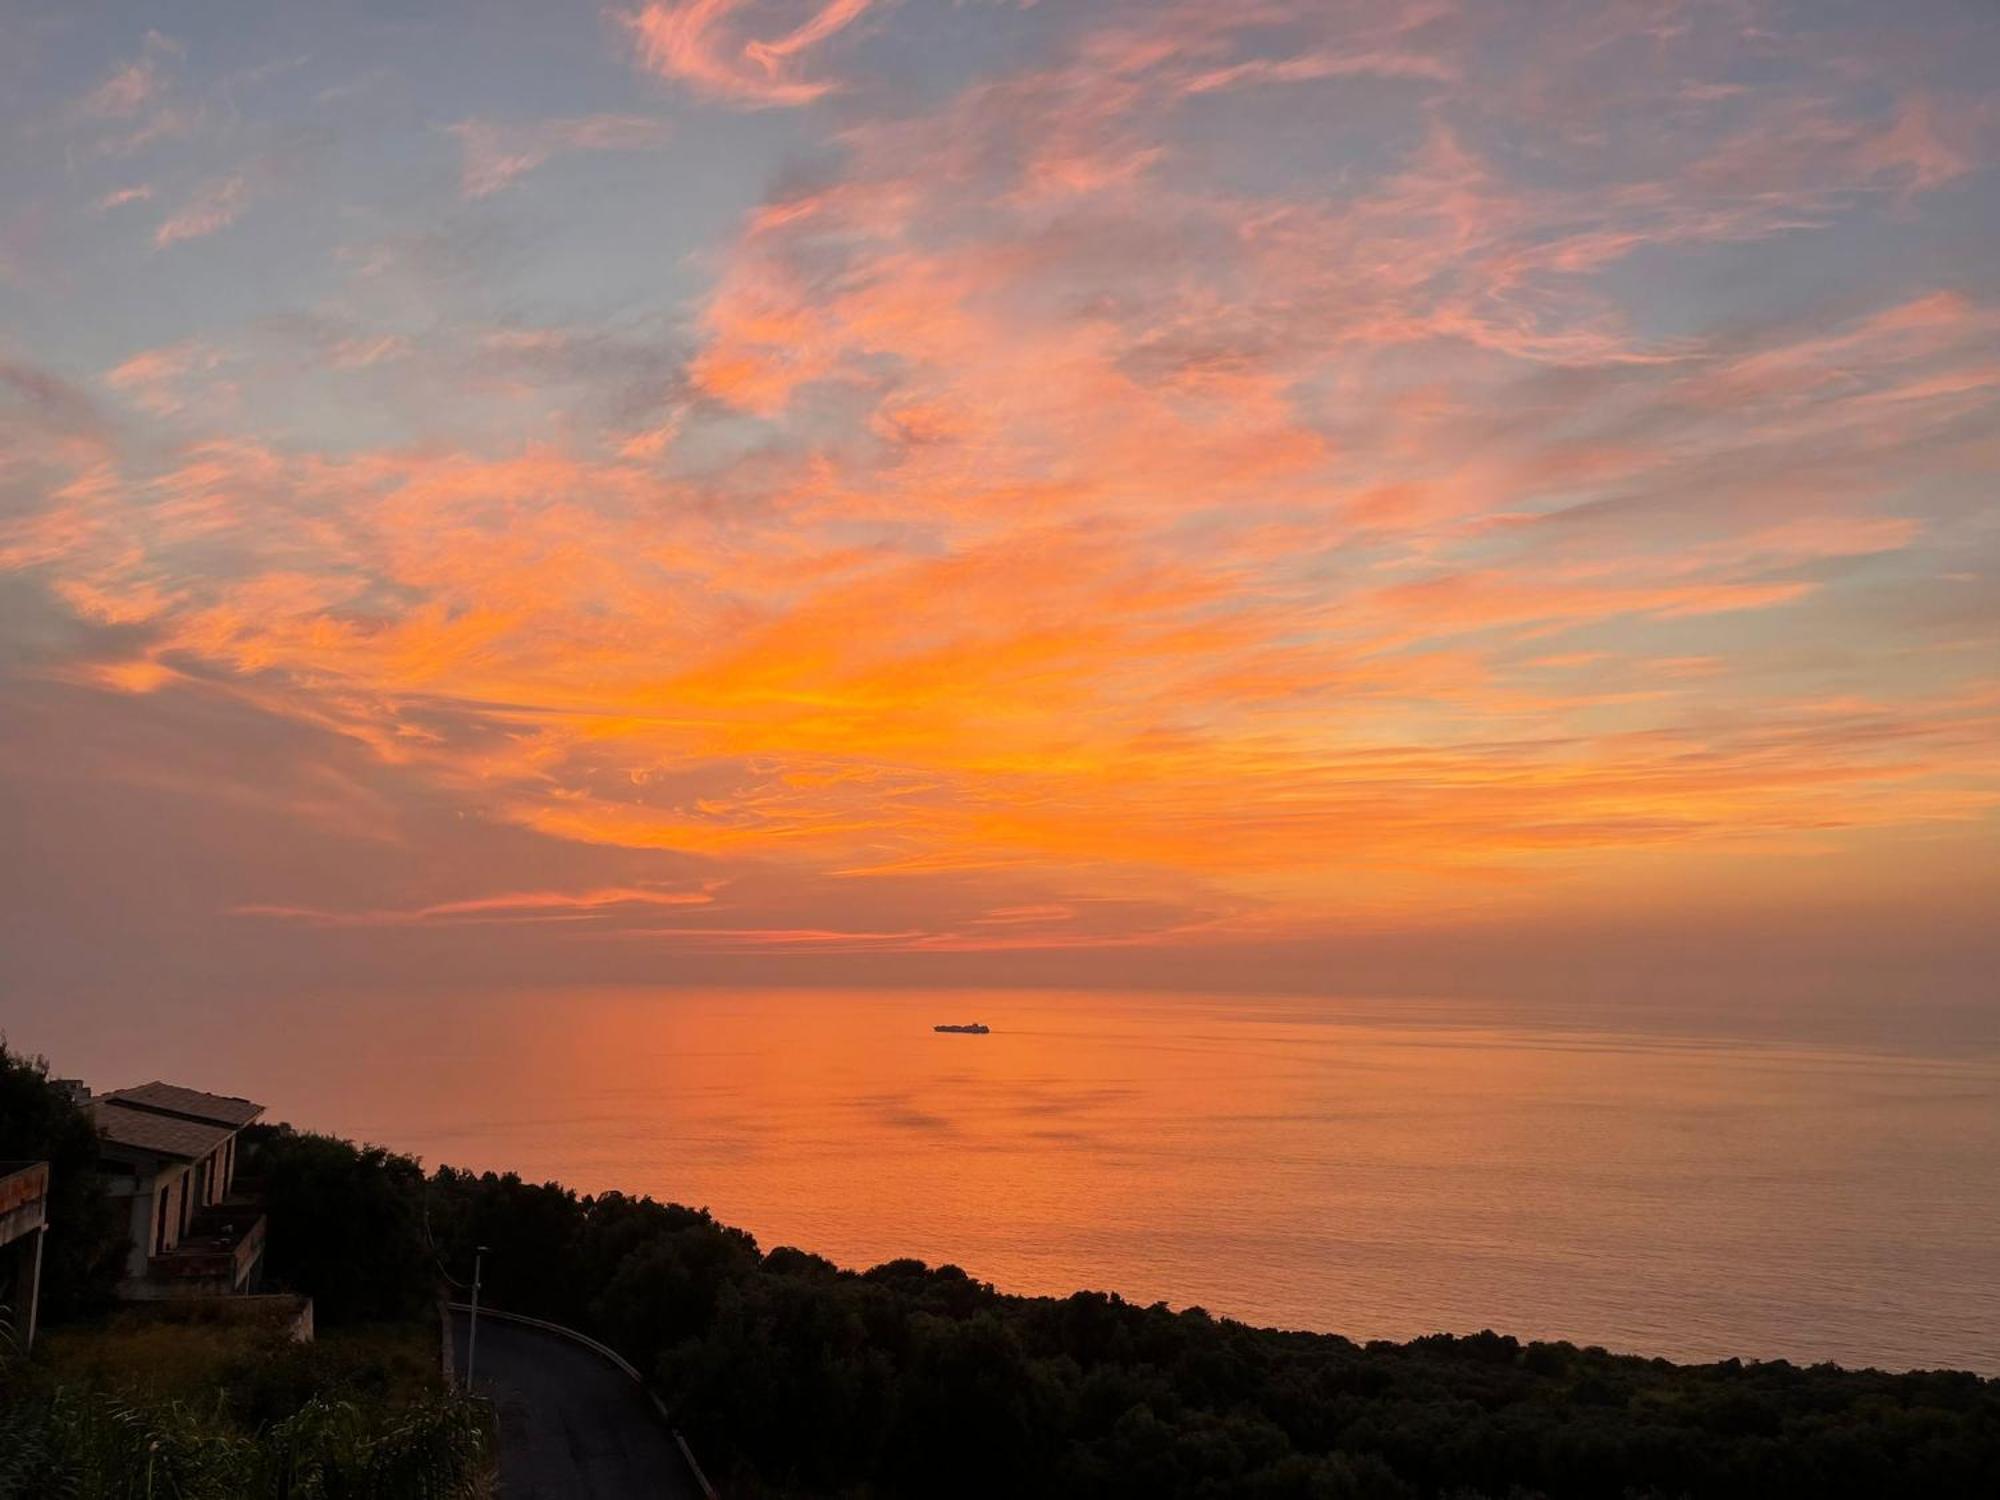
left=258, top=1126, right=2000, bottom=1500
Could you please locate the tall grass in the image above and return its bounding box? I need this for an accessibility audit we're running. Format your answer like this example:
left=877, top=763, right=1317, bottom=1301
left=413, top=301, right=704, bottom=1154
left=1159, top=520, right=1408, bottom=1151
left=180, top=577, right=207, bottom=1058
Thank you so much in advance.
left=0, top=1322, right=490, bottom=1499
left=0, top=1384, right=490, bottom=1499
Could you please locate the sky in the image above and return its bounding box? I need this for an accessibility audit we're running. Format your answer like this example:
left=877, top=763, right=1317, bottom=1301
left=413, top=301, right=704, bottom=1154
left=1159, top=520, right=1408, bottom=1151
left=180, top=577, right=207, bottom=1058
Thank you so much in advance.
left=2, top=0, right=1997, bottom=1028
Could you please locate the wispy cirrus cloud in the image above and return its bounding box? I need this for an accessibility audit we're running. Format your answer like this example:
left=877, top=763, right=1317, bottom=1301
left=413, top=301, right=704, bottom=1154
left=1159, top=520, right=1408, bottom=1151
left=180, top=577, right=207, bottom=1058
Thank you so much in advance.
left=79, top=45, right=168, bottom=119
left=153, top=174, right=247, bottom=247
left=622, top=0, right=876, bottom=106
left=1183, top=46, right=1458, bottom=94
left=448, top=114, right=673, bottom=197
left=95, top=184, right=154, bottom=211
left=102, top=340, right=227, bottom=415
left=233, top=883, right=719, bottom=926
left=71, top=31, right=197, bottom=157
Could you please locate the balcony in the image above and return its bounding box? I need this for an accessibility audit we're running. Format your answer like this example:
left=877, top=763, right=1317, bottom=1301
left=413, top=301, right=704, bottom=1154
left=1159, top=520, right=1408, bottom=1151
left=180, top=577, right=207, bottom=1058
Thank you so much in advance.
left=0, top=1161, right=49, bottom=1247
left=145, top=1202, right=267, bottom=1298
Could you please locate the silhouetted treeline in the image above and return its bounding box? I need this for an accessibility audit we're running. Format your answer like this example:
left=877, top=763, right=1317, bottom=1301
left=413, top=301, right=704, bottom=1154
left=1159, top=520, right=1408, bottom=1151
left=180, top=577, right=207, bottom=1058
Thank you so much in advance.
left=239, top=1126, right=2000, bottom=1499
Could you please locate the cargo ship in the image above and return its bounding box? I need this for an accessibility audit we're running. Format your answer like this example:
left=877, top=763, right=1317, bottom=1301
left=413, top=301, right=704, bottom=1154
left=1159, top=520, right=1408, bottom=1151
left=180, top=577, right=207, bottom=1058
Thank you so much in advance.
left=932, top=1022, right=990, bottom=1034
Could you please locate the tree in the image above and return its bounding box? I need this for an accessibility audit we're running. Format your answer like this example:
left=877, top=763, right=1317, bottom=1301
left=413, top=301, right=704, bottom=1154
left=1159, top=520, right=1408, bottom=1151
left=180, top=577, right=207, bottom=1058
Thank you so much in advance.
left=248, top=1128, right=433, bottom=1323
left=0, top=1042, right=124, bottom=1322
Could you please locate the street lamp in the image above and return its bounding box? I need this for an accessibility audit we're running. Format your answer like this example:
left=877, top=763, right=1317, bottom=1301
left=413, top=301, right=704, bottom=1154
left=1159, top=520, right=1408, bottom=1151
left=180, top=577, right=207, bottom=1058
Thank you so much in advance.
left=465, top=1245, right=488, bottom=1389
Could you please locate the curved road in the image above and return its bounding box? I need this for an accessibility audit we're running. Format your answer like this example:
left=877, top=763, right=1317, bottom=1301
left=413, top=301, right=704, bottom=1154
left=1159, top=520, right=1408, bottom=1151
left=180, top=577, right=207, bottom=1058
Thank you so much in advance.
left=451, top=1309, right=704, bottom=1499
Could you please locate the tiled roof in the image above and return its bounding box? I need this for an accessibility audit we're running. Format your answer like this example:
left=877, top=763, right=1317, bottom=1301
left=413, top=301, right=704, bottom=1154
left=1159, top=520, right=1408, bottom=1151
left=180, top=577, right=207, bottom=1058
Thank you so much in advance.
left=103, top=1081, right=265, bottom=1128
left=93, top=1101, right=235, bottom=1161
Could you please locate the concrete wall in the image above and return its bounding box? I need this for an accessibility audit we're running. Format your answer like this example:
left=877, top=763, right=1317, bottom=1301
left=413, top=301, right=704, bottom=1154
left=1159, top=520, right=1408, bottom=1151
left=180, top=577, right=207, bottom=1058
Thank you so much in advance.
left=101, top=1156, right=194, bottom=1283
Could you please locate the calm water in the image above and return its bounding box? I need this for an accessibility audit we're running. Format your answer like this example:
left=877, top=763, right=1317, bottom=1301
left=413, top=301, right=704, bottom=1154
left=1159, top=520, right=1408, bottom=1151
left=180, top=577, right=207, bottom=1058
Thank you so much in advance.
left=52, top=988, right=2000, bottom=1372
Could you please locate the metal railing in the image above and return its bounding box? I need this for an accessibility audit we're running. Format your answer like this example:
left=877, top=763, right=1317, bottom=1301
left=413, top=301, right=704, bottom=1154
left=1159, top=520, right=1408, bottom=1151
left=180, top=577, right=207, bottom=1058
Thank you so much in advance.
left=446, top=1300, right=718, bottom=1499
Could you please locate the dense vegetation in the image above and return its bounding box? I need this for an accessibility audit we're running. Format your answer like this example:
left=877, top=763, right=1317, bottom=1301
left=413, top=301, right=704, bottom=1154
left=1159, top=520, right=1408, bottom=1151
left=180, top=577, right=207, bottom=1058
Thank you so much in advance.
left=0, top=1351, right=487, bottom=1500
left=252, top=1126, right=2000, bottom=1500
left=0, top=1295, right=488, bottom=1499
left=0, top=1043, right=125, bottom=1319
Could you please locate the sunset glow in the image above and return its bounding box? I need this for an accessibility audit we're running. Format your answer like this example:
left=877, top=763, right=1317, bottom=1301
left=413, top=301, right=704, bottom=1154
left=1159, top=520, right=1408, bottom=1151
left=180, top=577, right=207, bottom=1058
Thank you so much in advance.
left=3, top=1, right=1996, bottom=1001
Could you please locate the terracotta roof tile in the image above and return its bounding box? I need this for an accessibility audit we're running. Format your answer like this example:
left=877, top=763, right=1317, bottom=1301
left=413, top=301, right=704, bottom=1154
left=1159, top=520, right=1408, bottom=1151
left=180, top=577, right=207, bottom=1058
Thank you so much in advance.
left=93, top=1101, right=235, bottom=1160
left=103, top=1081, right=265, bottom=1128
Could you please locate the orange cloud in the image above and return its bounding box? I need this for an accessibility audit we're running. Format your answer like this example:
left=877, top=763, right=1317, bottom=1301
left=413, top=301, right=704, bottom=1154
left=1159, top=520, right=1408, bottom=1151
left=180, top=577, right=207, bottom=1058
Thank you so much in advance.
left=80, top=57, right=162, bottom=119
left=104, top=341, right=225, bottom=415
left=448, top=114, right=673, bottom=197
left=96, top=184, right=154, bottom=211
left=154, top=175, right=247, bottom=247
left=233, top=884, right=720, bottom=926
left=1183, top=47, right=1457, bottom=94
left=622, top=0, right=874, bottom=107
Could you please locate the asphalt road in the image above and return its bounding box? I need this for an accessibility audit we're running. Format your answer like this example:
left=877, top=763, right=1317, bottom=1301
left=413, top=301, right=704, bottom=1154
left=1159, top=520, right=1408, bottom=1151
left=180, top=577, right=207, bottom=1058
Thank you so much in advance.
left=451, top=1309, right=703, bottom=1500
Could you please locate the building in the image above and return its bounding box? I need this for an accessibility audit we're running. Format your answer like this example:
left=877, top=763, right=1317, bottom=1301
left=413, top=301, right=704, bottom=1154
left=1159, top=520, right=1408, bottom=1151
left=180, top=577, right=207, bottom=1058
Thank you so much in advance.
left=91, top=1082, right=268, bottom=1300
left=0, top=1161, right=48, bottom=1348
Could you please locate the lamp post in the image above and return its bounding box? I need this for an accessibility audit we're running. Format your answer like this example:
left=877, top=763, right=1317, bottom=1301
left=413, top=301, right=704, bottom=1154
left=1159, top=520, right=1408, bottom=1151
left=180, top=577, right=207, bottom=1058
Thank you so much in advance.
left=23, top=1223, right=44, bottom=1352
left=464, top=1245, right=487, bottom=1390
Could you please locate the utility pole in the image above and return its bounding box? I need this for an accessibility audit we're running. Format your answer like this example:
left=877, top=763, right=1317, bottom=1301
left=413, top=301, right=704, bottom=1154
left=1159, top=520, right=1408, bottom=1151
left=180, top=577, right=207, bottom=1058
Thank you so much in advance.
left=465, top=1245, right=487, bottom=1390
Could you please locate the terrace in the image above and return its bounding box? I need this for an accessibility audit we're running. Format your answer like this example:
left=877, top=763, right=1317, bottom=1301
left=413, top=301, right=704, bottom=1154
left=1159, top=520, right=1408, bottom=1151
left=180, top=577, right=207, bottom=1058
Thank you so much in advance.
left=148, top=1201, right=268, bottom=1298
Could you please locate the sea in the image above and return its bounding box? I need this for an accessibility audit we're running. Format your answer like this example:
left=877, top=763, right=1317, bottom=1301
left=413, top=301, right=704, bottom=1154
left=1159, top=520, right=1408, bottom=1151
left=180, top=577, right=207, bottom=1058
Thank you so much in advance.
left=48, top=987, right=2000, bottom=1373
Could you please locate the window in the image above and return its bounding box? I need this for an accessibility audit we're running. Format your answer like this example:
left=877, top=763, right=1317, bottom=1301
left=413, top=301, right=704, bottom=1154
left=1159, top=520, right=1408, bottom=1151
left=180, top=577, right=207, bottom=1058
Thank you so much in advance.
left=155, top=1182, right=169, bottom=1254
